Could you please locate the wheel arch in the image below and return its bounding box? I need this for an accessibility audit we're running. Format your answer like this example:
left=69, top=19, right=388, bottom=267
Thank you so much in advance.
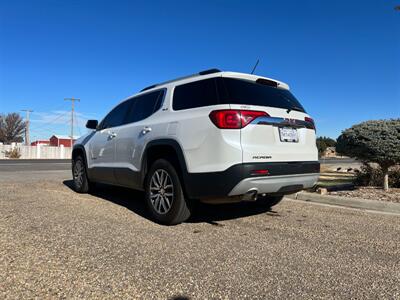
left=72, top=145, right=89, bottom=170
left=141, top=139, right=189, bottom=192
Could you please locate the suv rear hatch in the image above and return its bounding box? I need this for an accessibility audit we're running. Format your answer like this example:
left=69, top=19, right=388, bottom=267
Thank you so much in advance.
left=214, top=75, right=318, bottom=164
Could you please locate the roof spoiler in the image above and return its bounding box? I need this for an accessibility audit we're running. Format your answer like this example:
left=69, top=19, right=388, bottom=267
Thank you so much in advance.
left=141, top=68, right=221, bottom=92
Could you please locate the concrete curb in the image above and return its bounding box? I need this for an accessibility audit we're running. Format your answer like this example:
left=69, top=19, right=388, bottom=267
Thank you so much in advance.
left=287, top=192, right=400, bottom=215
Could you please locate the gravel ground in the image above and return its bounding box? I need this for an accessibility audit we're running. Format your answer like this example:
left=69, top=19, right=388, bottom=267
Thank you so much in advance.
left=331, top=187, right=400, bottom=203
left=1, top=171, right=400, bottom=299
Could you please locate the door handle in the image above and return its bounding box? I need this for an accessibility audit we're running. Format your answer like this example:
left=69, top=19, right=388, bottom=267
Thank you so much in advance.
left=108, top=132, right=117, bottom=139
left=142, top=126, right=152, bottom=134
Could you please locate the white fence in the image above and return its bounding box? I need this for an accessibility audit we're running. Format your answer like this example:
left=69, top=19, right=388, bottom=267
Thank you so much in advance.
left=0, top=144, right=72, bottom=159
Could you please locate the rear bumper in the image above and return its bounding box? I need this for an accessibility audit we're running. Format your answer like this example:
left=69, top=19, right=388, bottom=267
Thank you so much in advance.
left=182, top=161, right=320, bottom=199
left=228, top=173, right=319, bottom=196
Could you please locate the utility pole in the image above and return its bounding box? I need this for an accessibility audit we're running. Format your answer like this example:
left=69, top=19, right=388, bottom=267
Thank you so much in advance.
left=21, top=109, right=33, bottom=145
left=64, top=98, right=80, bottom=147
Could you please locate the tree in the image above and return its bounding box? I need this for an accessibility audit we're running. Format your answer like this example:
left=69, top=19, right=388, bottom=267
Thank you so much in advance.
left=336, top=119, right=400, bottom=191
left=316, top=136, right=336, bottom=156
left=0, top=113, right=26, bottom=144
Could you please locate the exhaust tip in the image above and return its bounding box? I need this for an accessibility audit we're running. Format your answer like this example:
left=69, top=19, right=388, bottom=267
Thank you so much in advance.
left=242, top=189, right=258, bottom=201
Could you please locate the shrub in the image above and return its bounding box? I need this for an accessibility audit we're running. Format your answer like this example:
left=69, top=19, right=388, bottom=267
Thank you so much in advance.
left=355, top=164, right=400, bottom=188
left=337, top=119, right=400, bottom=190
left=5, top=148, right=21, bottom=159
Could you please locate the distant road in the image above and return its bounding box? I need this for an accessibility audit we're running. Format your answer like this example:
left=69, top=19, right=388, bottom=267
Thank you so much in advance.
left=0, top=159, right=71, bottom=172
left=319, top=158, right=357, bottom=164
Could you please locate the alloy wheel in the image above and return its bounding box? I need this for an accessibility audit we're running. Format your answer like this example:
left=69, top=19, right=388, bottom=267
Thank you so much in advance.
left=149, top=169, right=174, bottom=214
left=73, top=160, right=84, bottom=189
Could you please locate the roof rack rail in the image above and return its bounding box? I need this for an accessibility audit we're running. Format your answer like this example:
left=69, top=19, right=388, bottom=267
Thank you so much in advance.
left=140, top=68, right=222, bottom=92
left=141, top=84, right=158, bottom=92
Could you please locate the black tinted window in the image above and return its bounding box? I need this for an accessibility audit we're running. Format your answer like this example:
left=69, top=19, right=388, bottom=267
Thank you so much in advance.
left=173, top=78, right=219, bottom=110
left=219, top=78, right=305, bottom=112
left=100, top=100, right=131, bottom=129
left=126, top=90, right=164, bottom=123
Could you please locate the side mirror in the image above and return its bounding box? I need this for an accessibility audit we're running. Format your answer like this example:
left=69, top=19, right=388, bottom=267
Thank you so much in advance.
left=86, top=119, right=98, bottom=130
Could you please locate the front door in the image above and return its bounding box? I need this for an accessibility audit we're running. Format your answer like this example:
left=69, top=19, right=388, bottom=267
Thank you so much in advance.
left=87, top=99, right=132, bottom=184
left=88, top=128, right=118, bottom=183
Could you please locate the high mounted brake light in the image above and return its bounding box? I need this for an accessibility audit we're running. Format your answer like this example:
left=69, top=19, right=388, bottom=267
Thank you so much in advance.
left=209, top=110, right=268, bottom=129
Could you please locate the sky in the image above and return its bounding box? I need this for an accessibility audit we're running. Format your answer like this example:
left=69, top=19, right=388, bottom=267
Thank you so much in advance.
left=0, top=0, right=399, bottom=141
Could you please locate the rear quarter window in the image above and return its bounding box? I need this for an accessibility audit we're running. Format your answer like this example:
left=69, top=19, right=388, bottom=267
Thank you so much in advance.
left=173, top=78, right=219, bottom=110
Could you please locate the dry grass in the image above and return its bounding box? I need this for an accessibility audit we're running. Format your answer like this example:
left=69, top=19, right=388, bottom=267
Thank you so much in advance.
left=331, top=187, right=400, bottom=203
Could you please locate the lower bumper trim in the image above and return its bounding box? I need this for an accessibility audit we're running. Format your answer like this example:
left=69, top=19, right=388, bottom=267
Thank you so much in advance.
left=228, top=173, right=320, bottom=196
left=182, top=161, right=320, bottom=199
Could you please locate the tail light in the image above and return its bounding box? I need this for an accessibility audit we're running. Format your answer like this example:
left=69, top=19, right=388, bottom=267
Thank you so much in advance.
left=209, top=110, right=268, bottom=129
left=304, top=116, right=315, bottom=130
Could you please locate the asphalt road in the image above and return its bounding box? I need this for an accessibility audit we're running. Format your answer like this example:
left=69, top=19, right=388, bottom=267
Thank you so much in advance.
left=0, top=168, right=399, bottom=299
left=0, top=159, right=71, bottom=172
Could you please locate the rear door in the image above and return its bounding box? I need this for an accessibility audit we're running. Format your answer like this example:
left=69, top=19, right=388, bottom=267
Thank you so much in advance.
left=114, top=90, right=165, bottom=188
left=217, top=76, right=318, bottom=163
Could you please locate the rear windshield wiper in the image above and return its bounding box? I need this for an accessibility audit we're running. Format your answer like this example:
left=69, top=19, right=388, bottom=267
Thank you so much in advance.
left=286, top=106, right=303, bottom=113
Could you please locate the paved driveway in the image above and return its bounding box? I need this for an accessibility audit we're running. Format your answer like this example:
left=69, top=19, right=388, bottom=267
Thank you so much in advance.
left=0, top=169, right=399, bottom=299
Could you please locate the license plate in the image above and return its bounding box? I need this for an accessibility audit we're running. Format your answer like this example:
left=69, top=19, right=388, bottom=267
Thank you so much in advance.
left=279, top=127, right=298, bottom=142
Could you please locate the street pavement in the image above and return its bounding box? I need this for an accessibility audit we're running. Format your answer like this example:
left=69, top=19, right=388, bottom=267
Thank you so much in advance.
left=0, top=165, right=399, bottom=299
left=0, top=159, right=71, bottom=172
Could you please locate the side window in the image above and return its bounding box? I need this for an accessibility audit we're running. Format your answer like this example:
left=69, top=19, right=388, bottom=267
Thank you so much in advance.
left=173, top=78, right=219, bottom=110
left=126, top=90, right=164, bottom=123
left=99, top=100, right=131, bottom=129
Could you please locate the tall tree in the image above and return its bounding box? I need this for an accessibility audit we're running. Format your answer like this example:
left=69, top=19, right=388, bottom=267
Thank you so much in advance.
left=0, top=113, right=26, bottom=144
left=336, top=119, right=400, bottom=191
left=316, top=136, right=336, bottom=156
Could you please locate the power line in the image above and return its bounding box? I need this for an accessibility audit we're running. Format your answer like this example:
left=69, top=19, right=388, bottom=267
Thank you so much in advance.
left=64, top=97, right=80, bottom=147
left=30, top=111, right=69, bottom=131
left=21, top=109, right=33, bottom=145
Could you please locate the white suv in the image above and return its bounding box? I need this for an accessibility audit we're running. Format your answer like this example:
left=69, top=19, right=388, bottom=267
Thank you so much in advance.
left=72, top=69, right=319, bottom=225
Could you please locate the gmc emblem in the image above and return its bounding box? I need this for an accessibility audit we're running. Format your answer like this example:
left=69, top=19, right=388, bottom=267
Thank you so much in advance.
left=285, top=118, right=297, bottom=124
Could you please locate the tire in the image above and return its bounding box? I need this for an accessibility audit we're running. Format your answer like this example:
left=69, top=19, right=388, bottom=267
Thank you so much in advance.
left=256, top=195, right=284, bottom=208
left=145, top=159, right=192, bottom=225
left=72, top=155, right=94, bottom=193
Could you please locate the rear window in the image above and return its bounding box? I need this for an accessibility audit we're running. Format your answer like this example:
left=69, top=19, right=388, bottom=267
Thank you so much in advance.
left=219, top=78, right=306, bottom=112
left=172, top=77, right=305, bottom=112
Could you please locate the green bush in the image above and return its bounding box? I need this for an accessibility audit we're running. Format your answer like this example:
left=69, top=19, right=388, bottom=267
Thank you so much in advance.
left=355, top=164, right=400, bottom=188
left=337, top=119, right=400, bottom=190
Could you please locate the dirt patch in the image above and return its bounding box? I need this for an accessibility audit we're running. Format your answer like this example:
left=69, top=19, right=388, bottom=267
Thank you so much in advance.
left=330, top=187, right=400, bottom=203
